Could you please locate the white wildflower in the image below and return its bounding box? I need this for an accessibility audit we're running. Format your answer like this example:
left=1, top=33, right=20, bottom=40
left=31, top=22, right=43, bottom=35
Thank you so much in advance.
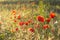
left=54, top=21, right=58, bottom=24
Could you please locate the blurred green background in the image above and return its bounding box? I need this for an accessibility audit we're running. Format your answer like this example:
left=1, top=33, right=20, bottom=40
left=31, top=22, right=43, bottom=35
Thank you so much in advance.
left=0, top=0, right=60, bottom=14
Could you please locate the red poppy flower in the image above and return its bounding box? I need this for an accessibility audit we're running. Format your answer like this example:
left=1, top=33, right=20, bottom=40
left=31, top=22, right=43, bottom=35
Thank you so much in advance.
left=24, top=22, right=29, bottom=25
left=37, top=15, right=45, bottom=22
left=51, top=29, right=55, bottom=33
left=46, top=18, right=51, bottom=23
left=28, top=19, right=33, bottom=23
left=14, top=15, right=16, bottom=18
left=12, top=10, right=16, bottom=13
left=15, top=28, right=18, bottom=31
left=43, top=24, right=49, bottom=29
left=12, top=10, right=16, bottom=15
left=34, top=24, right=40, bottom=28
left=14, top=20, right=17, bottom=22
left=17, top=15, right=21, bottom=19
left=28, top=28, right=34, bottom=32
left=19, top=22, right=24, bottom=26
left=0, top=21, right=2, bottom=24
left=11, top=29, right=15, bottom=33
left=50, top=12, right=56, bottom=18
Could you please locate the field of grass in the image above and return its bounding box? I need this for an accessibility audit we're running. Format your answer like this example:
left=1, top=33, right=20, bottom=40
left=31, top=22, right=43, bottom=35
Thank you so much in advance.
left=0, top=1, right=60, bottom=40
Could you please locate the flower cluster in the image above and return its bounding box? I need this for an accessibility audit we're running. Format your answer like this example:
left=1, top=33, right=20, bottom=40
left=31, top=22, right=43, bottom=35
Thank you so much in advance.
left=11, top=11, right=56, bottom=33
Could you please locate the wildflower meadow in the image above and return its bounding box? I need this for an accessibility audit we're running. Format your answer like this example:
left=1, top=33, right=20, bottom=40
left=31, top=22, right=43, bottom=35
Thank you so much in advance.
left=0, top=0, right=60, bottom=40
